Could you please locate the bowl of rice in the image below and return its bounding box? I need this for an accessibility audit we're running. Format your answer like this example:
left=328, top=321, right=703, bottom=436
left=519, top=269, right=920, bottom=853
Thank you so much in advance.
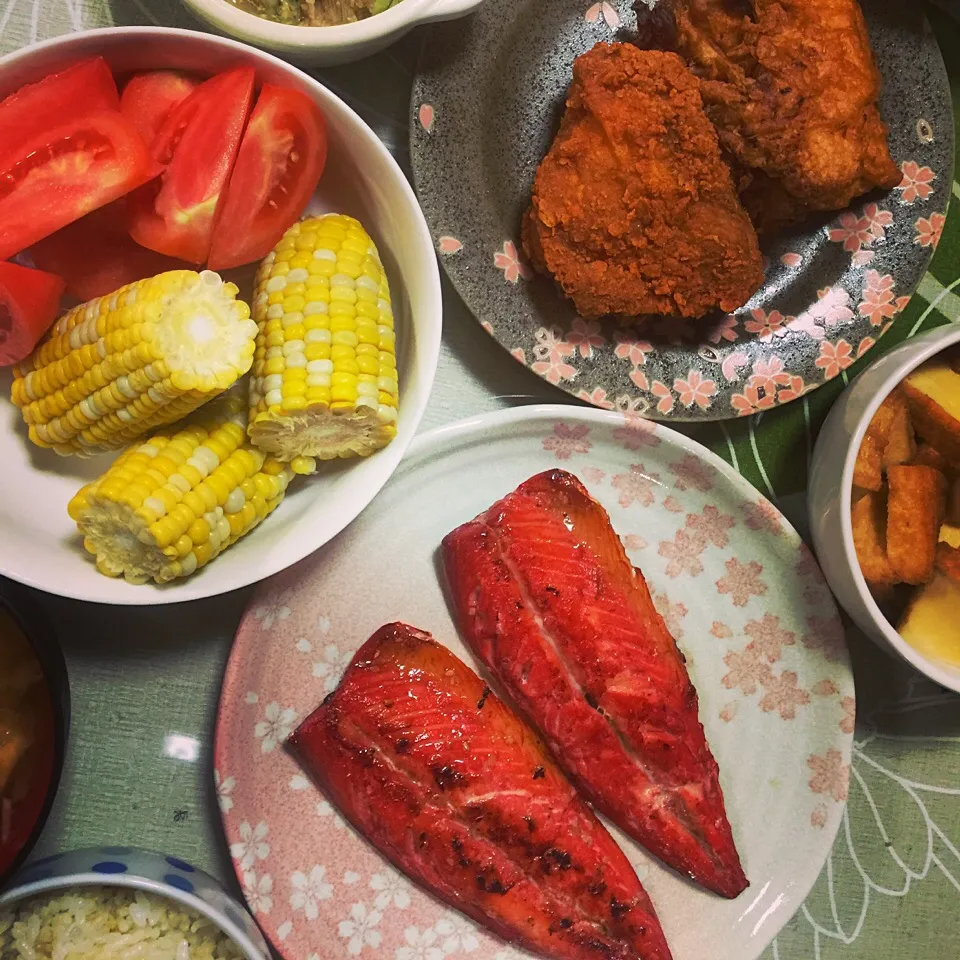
left=0, top=846, right=269, bottom=959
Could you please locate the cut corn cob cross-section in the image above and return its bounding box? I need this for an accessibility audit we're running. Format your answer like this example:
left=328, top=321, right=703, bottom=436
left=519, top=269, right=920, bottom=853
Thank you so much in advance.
left=247, top=214, right=399, bottom=475
left=68, top=408, right=295, bottom=585
left=11, top=270, right=258, bottom=456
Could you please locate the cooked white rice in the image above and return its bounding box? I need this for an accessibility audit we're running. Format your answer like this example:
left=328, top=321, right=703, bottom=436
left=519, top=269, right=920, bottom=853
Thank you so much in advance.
left=0, top=885, right=246, bottom=960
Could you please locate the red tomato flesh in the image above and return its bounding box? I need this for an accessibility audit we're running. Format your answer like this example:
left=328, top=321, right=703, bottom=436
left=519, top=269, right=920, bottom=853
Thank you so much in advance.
left=208, top=84, right=327, bottom=270
left=30, top=200, right=190, bottom=302
left=0, top=261, right=64, bottom=366
left=120, top=71, right=199, bottom=147
left=128, top=67, right=255, bottom=265
left=0, top=58, right=118, bottom=170
left=0, top=110, right=159, bottom=261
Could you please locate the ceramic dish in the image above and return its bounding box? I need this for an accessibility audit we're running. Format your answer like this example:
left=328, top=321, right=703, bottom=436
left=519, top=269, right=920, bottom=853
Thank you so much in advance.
left=0, top=581, right=69, bottom=886
left=411, top=0, right=953, bottom=421
left=0, top=27, right=441, bottom=606
left=214, top=405, right=855, bottom=960
left=1, top=846, right=270, bottom=959
left=809, top=323, right=960, bottom=694
left=183, top=0, right=485, bottom=66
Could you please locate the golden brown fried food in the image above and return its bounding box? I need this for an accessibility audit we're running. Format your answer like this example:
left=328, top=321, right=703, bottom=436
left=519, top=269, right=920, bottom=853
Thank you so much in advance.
left=639, top=0, right=903, bottom=232
left=523, top=43, right=764, bottom=319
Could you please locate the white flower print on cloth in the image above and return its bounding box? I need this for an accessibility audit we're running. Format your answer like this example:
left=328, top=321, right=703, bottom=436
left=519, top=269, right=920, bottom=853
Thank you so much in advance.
left=317, top=799, right=349, bottom=830
left=370, top=868, right=412, bottom=911
left=339, top=903, right=383, bottom=955
left=434, top=914, right=480, bottom=954
left=214, top=769, right=235, bottom=814
left=396, top=926, right=444, bottom=960
left=252, top=590, right=293, bottom=630
left=231, top=820, right=269, bottom=870
left=290, top=865, right=334, bottom=920
left=242, top=869, right=274, bottom=915
left=255, top=702, right=298, bottom=753
left=312, top=644, right=353, bottom=693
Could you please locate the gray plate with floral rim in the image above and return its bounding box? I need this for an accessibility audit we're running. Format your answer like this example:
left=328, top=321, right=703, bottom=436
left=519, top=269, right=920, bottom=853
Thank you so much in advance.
left=410, top=0, right=953, bottom=421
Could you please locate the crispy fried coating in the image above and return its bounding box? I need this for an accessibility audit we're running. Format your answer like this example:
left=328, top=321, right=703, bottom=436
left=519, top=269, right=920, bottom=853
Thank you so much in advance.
left=523, top=43, right=764, bottom=319
left=639, top=0, right=903, bottom=232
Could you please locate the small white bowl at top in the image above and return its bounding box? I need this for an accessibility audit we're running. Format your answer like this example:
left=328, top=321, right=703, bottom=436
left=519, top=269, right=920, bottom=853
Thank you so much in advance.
left=0, top=27, right=442, bottom=606
left=182, top=0, right=485, bottom=66
left=808, top=323, right=960, bottom=693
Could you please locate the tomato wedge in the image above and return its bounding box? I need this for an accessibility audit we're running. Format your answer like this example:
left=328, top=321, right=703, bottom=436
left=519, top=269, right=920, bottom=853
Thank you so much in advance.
left=208, top=85, right=327, bottom=270
left=0, top=110, right=158, bottom=261
left=0, top=261, right=64, bottom=366
left=0, top=58, right=118, bottom=170
left=120, top=70, right=199, bottom=146
left=128, top=67, right=255, bottom=264
left=30, top=200, right=190, bottom=302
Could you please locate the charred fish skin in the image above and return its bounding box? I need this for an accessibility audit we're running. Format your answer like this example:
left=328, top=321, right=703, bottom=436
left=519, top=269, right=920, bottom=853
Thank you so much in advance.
left=288, top=623, right=672, bottom=960
left=442, top=470, right=748, bottom=899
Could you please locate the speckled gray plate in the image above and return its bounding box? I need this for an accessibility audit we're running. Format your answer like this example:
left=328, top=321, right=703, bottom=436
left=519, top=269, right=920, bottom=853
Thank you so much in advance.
left=410, top=0, right=953, bottom=421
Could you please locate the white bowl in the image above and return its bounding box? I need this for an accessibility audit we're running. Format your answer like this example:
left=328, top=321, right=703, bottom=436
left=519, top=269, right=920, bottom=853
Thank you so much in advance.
left=0, top=28, right=442, bottom=606
left=1, top=846, right=269, bottom=959
left=182, top=0, right=485, bottom=65
left=808, top=323, right=960, bottom=693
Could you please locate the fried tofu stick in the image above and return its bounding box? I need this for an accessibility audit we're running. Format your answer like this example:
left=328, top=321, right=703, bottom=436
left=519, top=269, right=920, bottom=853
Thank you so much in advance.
left=887, top=465, right=947, bottom=585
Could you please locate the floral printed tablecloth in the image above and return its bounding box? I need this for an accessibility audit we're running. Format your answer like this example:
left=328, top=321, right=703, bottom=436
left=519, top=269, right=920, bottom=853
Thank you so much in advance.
left=3, top=1, right=959, bottom=959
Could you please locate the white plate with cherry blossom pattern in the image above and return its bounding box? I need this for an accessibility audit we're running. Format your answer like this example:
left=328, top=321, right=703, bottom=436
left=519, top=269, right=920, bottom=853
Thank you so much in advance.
left=410, top=0, right=952, bottom=421
left=215, top=405, right=854, bottom=960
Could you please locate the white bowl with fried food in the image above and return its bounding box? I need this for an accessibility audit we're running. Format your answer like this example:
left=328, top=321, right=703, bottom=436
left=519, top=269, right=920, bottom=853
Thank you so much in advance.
left=809, top=324, right=960, bottom=693
left=0, top=28, right=441, bottom=605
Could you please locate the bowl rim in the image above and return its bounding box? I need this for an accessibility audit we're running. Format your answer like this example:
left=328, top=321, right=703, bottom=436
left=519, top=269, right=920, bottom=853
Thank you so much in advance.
left=0, top=26, right=443, bottom=606
left=0, top=871, right=267, bottom=960
left=0, top=585, right=70, bottom=888
left=839, top=322, right=960, bottom=692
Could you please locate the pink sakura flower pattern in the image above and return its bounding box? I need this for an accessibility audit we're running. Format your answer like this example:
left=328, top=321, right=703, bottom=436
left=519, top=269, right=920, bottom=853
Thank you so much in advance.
left=744, top=308, right=791, bottom=342
left=759, top=670, right=810, bottom=720
left=746, top=356, right=792, bottom=395
left=717, top=558, right=768, bottom=607
left=533, top=326, right=573, bottom=363
left=651, top=380, right=675, bottom=415
left=613, top=330, right=652, bottom=367
left=840, top=696, right=856, bottom=734
left=807, top=749, right=849, bottom=802
left=776, top=374, right=808, bottom=404
left=585, top=0, right=620, bottom=27
left=811, top=805, right=829, bottom=829
left=663, top=495, right=683, bottom=513
left=613, top=395, right=648, bottom=414
left=668, top=453, right=714, bottom=492
left=852, top=249, right=876, bottom=267
left=418, top=104, right=434, bottom=133
left=827, top=202, right=893, bottom=252
left=510, top=347, right=527, bottom=364
left=787, top=311, right=827, bottom=341
left=815, top=339, right=854, bottom=380
left=621, top=533, right=647, bottom=551
left=711, top=621, right=733, bottom=640
left=915, top=212, right=946, bottom=249
left=721, top=646, right=772, bottom=696
left=576, top=386, right=615, bottom=409
left=480, top=320, right=494, bottom=335
left=630, top=368, right=650, bottom=391
left=705, top=314, right=740, bottom=344
left=857, top=336, right=877, bottom=359
left=652, top=591, right=688, bottom=639
left=721, top=351, right=749, bottom=382
left=685, top=504, right=735, bottom=549
left=731, top=385, right=775, bottom=417
left=858, top=270, right=900, bottom=326
left=742, top=499, right=783, bottom=535
left=532, top=355, right=578, bottom=384
left=780, top=252, right=802, bottom=268
left=813, top=679, right=839, bottom=697
left=796, top=543, right=819, bottom=578
left=494, top=240, right=530, bottom=283
left=542, top=423, right=592, bottom=460
left=674, top=370, right=717, bottom=410
left=744, top=613, right=796, bottom=662
left=611, top=464, right=660, bottom=508
left=719, top=702, right=738, bottom=723
left=613, top=414, right=660, bottom=450
left=566, top=319, right=605, bottom=358
left=897, top=160, right=935, bottom=203
left=802, top=615, right=846, bottom=663
left=582, top=466, right=606, bottom=484
left=658, top=528, right=707, bottom=578
left=437, top=235, right=462, bottom=255
left=807, top=286, right=854, bottom=327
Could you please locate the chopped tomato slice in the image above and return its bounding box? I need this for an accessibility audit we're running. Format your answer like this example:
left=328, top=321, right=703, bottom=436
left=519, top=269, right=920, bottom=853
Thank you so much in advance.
left=128, top=67, right=255, bottom=265
left=209, top=85, right=327, bottom=270
left=0, top=261, right=64, bottom=366
left=0, top=109, right=158, bottom=261
left=120, top=71, right=199, bottom=146
left=0, top=58, right=119, bottom=170
left=30, top=200, right=190, bottom=302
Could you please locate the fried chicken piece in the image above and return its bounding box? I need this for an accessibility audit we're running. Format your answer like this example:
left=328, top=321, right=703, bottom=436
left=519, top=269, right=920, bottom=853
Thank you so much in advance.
left=523, top=43, right=764, bottom=320
left=638, top=0, right=902, bottom=232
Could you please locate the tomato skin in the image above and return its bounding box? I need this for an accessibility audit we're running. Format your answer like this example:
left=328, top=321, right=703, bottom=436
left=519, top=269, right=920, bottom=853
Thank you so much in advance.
left=120, top=71, right=199, bottom=146
left=0, top=110, right=159, bottom=261
left=208, top=85, right=327, bottom=270
left=0, top=261, right=64, bottom=366
left=0, top=58, right=118, bottom=170
left=30, top=200, right=190, bottom=302
left=128, top=67, right=255, bottom=265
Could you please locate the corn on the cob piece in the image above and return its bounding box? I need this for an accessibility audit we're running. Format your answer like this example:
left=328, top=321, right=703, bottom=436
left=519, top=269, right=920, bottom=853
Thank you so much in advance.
left=11, top=270, right=258, bottom=456
left=247, top=215, right=399, bottom=475
left=67, top=406, right=294, bottom=585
